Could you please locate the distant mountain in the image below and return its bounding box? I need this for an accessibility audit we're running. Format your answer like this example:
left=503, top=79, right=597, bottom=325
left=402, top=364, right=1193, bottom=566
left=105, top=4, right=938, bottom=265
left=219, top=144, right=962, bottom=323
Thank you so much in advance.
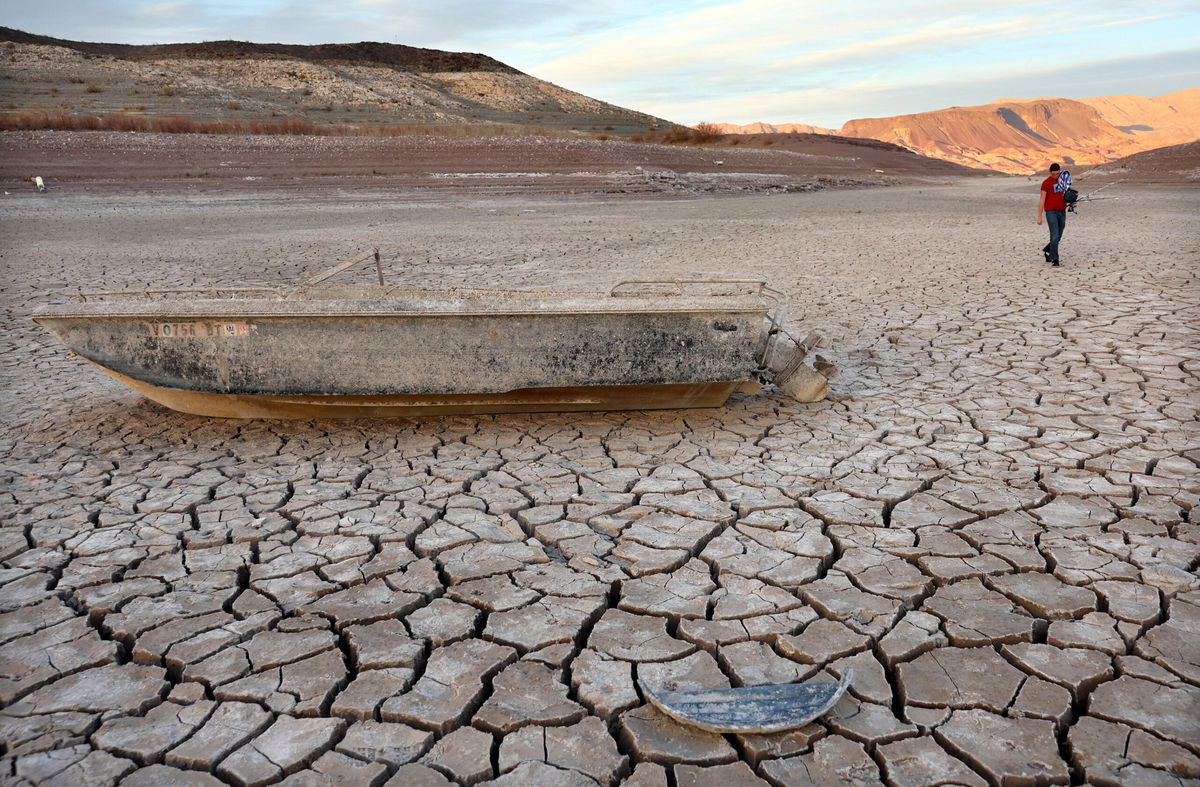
left=0, top=27, right=671, bottom=134
left=708, top=122, right=835, bottom=136
left=838, top=91, right=1200, bottom=174
left=1081, top=139, right=1200, bottom=184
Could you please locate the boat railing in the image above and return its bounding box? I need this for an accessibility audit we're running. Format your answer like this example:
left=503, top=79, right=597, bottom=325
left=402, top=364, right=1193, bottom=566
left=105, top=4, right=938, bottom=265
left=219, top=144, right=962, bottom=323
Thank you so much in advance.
left=73, top=287, right=286, bottom=302
left=610, top=279, right=784, bottom=303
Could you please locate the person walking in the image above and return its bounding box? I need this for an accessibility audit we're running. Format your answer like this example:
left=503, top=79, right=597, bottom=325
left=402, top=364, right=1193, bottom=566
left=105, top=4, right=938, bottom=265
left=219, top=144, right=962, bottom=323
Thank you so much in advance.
left=1037, top=163, right=1067, bottom=266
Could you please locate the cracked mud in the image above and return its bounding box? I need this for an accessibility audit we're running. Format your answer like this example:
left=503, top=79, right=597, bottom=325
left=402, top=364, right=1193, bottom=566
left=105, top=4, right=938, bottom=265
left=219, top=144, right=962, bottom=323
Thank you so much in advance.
left=0, top=181, right=1198, bottom=786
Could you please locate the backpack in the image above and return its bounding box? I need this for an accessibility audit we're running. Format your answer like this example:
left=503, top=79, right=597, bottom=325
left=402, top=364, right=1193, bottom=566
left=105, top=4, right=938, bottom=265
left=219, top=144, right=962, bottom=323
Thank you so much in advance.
left=1053, top=171, right=1073, bottom=196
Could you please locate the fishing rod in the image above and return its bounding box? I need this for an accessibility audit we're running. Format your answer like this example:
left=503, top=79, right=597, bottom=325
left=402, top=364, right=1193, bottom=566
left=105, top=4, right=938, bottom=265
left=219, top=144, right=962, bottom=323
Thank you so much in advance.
left=1067, top=178, right=1123, bottom=213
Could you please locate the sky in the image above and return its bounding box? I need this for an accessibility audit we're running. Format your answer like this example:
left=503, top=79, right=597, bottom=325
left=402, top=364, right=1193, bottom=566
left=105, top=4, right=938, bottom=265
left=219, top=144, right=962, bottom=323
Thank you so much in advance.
left=2, top=0, right=1198, bottom=127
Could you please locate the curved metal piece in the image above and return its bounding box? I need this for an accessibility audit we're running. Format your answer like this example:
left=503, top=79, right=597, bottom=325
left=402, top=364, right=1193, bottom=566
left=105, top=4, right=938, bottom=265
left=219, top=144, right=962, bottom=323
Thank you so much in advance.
left=639, top=670, right=852, bottom=733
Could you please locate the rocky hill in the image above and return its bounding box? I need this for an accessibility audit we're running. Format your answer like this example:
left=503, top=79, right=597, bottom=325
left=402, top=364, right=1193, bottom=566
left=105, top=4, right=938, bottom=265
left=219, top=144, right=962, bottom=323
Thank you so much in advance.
left=838, top=91, right=1200, bottom=174
left=709, top=121, right=835, bottom=136
left=1080, top=139, right=1200, bottom=184
left=0, top=27, right=670, bottom=135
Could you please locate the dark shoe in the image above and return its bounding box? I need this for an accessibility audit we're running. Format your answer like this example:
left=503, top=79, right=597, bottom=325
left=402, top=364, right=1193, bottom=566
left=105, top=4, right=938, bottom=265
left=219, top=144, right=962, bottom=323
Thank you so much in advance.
left=1043, top=250, right=1051, bottom=262
left=1051, top=261, right=1060, bottom=267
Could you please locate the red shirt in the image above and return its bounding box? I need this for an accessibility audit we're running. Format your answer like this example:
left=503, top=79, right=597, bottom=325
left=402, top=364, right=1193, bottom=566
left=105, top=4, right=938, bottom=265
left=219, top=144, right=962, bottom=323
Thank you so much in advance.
left=1041, top=175, right=1066, bottom=211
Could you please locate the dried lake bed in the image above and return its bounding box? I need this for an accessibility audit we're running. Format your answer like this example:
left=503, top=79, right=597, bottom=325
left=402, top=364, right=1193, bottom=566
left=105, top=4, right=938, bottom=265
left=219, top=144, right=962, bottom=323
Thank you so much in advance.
left=0, top=179, right=1197, bottom=785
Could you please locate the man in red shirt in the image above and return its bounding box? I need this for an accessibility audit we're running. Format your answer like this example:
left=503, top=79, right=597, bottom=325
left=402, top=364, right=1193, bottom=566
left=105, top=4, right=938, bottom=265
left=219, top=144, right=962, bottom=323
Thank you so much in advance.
left=1037, top=163, right=1067, bottom=267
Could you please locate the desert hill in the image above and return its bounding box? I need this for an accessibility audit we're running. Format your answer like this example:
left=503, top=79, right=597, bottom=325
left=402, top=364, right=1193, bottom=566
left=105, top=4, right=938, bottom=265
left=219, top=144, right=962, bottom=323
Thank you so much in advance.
left=838, top=91, right=1200, bottom=174
left=1080, top=139, right=1200, bottom=184
left=710, top=121, right=835, bottom=136
left=0, top=27, right=670, bottom=135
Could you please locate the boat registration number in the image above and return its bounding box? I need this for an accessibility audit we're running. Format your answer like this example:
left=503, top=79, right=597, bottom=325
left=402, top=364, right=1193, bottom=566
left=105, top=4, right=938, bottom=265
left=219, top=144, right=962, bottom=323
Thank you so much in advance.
left=142, top=321, right=252, bottom=338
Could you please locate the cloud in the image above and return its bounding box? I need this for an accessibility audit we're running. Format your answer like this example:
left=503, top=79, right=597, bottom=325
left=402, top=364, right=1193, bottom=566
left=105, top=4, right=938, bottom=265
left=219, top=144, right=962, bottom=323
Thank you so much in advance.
left=3, top=0, right=1195, bottom=127
left=648, top=46, right=1200, bottom=127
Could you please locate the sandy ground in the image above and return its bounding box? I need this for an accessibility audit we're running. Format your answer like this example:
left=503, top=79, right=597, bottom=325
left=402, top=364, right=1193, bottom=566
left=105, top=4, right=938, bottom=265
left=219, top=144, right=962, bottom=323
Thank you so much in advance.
left=0, top=130, right=985, bottom=200
left=0, top=170, right=1198, bottom=785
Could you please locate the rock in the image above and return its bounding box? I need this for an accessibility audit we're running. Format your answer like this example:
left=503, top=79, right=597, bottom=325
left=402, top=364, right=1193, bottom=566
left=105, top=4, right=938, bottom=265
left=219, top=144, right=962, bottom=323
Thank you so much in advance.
left=331, top=668, right=414, bottom=720
left=618, top=558, right=715, bottom=619
left=380, top=638, right=516, bottom=732
left=405, top=597, right=482, bottom=645
left=640, top=651, right=730, bottom=693
left=776, top=618, right=869, bottom=665
left=482, top=761, right=601, bottom=786
left=447, top=575, right=540, bottom=612
left=279, top=751, right=390, bottom=785
left=336, top=720, right=433, bottom=767
left=92, top=699, right=215, bottom=761
left=498, top=717, right=627, bottom=782
left=876, top=735, right=987, bottom=787
left=1067, top=715, right=1200, bottom=786
left=484, top=594, right=601, bottom=652
left=473, top=661, right=586, bottom=733
left=1009, top=677, right=1072, bottom=725
left=935, top=709, right=1069, bottom=785
left=3, top=663, right=166, bottom=717
left=217, top=715, right=346, bottom=785
left=674, top=761, right=768, bottom=786
left=736, top=725, right=827, bottom=767
left=1135, top=619, right=1200, bottom=684
left=758, top=734, right=881, bottom=785
left=899, top=647, right=1024, bottom=711
left=796, top=572, right=900, bottom=637
left=710, top=574, right=802, bottom=620
left=923, top=579, right=1036, bottom=646
left=345, top=618, right=424, bottom=670
left=877, top=610, right=946, bottom=667
left=718, top=640, right=814, bottom=686
left=242, top=627, right=337, bottom=671
left=1087, top=676, right=1200, bottom=749
left=571, top=649, right=640, bottom=720
left=587, top=608, right=694, bottom=662
left=383, top=763, right=454, bottom=786
left=120, top=764, right=227, bottom=786
left=216, top=648, right=345, bottom=715
left=1001, top=643, right=1113, bottom=701
left=825, top=694, right=918, bottom=746
left=618, top=704, right=738, bottom=765
left=165, top=701, right=273, bottom=770
left=988, top=572, right=1098, bottom=619
left=1047, top=612, right=1125, bottom=654
left=420, top=726, right=494, bottom=784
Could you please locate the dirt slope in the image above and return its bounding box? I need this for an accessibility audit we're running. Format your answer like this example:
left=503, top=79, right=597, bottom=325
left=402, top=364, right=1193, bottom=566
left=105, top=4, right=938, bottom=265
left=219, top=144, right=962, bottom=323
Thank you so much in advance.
left=838, top=90, right=1200, bottom=174
left=709, top=121, right=835, bottom=135
left=0, top=27, right=670, bottom=135
left=1080, top=139, right=1200, bottom=184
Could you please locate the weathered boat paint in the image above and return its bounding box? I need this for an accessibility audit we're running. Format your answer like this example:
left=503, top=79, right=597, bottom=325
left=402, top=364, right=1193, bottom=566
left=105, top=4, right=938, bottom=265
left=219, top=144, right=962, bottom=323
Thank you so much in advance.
left=33, top=252, right=829, bottom=418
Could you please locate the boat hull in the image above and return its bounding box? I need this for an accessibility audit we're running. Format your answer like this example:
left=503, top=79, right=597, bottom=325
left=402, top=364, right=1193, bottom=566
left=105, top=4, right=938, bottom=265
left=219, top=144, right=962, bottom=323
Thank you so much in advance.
left=35, top=291, right=775, bottom=417
left=98, top=364, right=751, bottom=418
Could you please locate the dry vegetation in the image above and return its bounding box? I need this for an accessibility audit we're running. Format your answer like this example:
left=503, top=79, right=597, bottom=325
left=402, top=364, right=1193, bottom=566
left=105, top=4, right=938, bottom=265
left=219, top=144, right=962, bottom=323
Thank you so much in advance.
left=0, top=110, right=735, bottom=147
left=0, top=109, right=578, bottom=138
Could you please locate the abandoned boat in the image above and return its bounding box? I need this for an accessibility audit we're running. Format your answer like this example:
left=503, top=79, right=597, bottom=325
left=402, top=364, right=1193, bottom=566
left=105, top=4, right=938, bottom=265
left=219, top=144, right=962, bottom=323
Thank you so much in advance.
left=33, top=249, right=831, bottom=418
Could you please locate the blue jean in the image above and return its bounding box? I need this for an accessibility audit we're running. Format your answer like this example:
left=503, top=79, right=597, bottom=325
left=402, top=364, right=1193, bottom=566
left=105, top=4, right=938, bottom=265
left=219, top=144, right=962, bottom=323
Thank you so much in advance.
left=1043, top=210, right=1065, bottom=261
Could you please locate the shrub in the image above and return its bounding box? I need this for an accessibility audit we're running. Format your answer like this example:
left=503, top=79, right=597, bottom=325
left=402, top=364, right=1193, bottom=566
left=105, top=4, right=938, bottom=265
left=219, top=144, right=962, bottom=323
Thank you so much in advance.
left=84, top=84, right=102, bottom=93
left=691, top=122, right=723, bottom=144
